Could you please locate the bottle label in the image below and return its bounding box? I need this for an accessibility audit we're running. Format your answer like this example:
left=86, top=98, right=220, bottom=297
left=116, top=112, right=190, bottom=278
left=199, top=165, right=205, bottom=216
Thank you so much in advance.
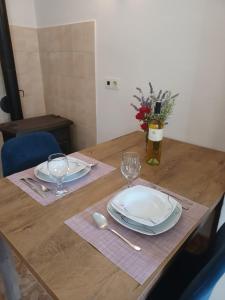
left=148, top=128, right=163, bottom=141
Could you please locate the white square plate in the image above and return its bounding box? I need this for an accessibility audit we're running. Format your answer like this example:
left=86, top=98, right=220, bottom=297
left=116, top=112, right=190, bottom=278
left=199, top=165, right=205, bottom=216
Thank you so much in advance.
left=110, top=185, right=177, bottom=227
left=34, top=157, right=91, bottom=183
left=37, top=156, right=87, bottom=177
left=107, top=201, right=182, bottom=235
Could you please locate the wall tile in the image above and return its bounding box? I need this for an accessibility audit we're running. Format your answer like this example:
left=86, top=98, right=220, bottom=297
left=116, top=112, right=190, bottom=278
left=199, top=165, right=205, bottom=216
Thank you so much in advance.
left=39, top=21, right=96, bottom=150
left=59, top=76, right=76, bottom=99
left=47, top=52, right=61, bottom=74
left=38, top=27, right=62, bottom=52
left=72, top=22, right=95, bottom=53
left=42, top=75, right=62, bottom=98
left=73, top=52, right=95, bottom=79
left=18, top=71, right=46, bottom=118
left=39, top=52, right=49, bottom=75
left=73, top=123, right=96, bottom=150
left=60, top=25, right=73, bottom=52
left=38, top=25, right=74, bottom=52
left=10, top=26, right=39, bottom=52
left=14, top=52, right=41, bottom=76
left=9, top=22, right=96, bottom=150
left=60, top=52, right=74, bottom=77
left=71, top=78, right=96, bottom=105
left=10, top=25, right=46, bottom=119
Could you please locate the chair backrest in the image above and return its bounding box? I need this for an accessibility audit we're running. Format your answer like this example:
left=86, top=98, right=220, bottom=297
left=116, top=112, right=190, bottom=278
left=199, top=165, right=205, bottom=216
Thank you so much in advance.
left=1, top=131, right=62, bottom=177
left=179, top=223, right=225, bottom=300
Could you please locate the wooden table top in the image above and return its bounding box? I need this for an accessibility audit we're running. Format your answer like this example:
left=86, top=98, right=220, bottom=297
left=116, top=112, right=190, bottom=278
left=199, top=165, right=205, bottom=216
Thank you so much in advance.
left=0, top=131, right=225, bottom=300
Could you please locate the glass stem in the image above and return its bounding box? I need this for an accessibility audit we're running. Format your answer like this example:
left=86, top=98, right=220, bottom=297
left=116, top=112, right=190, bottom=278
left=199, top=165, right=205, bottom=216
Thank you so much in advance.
left=127, top=179, right=132, bottom=188
left=56, top=178, right=63, bottom=192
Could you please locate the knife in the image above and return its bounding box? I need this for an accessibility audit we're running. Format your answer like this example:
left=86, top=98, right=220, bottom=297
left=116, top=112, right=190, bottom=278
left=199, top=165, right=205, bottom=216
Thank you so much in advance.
left=68, top=158, right=97, bottom=168
left=20, top=178, right=47, bottom=198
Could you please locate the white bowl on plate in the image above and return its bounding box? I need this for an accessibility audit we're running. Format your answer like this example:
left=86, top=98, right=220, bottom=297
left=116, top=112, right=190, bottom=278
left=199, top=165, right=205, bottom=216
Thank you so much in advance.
left=107, top=201, right=182, bottom=235
left=34, top=157, right=91, bottom=183
left=110, top=185, right=177, bottom=227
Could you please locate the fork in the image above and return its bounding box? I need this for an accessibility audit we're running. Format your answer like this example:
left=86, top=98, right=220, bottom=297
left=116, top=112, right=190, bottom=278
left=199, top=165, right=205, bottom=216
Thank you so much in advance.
left=27, top=177, right=51, bottom=192
left=20, top=178, right=47, bottom=198
left=167, top=194, right=191, bottom=211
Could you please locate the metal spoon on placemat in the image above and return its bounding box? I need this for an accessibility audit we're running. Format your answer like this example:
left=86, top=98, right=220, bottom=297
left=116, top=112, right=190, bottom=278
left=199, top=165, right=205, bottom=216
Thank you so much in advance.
left=20, top=178, right=47, bottom=198
left=27, top=177, right=51, bottom=192
left=92, top=212, right=141, bottom=251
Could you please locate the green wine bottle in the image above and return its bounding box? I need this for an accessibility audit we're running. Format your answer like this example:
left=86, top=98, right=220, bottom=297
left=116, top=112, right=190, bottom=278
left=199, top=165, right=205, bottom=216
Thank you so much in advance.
left=146, top=102, right=163, bottom=166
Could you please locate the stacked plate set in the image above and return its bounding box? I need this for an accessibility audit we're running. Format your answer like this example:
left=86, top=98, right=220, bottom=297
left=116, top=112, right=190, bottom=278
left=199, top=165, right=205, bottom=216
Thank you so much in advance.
left=107, top=185, right=182, bottom=235
left=34, top=156, right=92, bottom=183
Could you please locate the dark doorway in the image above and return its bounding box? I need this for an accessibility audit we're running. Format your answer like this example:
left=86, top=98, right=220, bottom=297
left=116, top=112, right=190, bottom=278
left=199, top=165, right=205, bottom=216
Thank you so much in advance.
left=0, top=0, right=23, bottom=121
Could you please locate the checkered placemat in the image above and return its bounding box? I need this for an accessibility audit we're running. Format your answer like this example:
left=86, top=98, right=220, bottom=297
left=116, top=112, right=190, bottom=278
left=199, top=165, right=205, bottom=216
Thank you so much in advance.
left=7, top=152, right=115, bottom=206
left=65, top=178, right=208, bottom=284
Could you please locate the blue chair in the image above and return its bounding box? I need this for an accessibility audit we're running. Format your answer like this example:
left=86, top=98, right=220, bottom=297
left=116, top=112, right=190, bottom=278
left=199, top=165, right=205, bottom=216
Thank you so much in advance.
left=147, top=221, right=225, bottom=300
left=1, top=131, right=62, bottom=176
left=179, top=223, right=225, bottom=300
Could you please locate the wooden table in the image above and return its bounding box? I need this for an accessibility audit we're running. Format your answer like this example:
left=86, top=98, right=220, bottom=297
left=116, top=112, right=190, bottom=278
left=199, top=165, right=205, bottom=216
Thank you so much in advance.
left=0, top=131, right=225, bottom=300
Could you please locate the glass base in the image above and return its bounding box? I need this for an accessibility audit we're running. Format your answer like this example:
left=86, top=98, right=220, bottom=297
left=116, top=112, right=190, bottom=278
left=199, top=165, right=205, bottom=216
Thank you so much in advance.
left=55, top=189, right=68, bottom=196
left=146, top=158, right=160, bottom=166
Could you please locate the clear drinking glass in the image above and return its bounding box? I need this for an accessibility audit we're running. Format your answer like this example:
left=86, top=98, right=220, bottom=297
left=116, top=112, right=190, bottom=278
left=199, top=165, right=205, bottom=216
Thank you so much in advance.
left=48, top=153, right=69, bottom=196
left=121, top=152, right=141, bottom=187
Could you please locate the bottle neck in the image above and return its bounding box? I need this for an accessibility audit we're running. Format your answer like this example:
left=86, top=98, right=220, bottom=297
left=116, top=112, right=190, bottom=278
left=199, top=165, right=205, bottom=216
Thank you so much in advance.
left=154, top=102, right=161, bottom=114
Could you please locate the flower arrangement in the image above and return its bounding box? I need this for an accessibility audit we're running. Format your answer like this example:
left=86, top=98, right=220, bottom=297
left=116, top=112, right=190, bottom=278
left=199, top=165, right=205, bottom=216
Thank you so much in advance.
left=131, top=82, right=179, bottom=132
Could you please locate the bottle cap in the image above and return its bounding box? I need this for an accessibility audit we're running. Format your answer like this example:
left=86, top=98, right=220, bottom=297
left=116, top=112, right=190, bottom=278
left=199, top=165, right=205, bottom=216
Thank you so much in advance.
left=154, top=102, right=161, bottom=114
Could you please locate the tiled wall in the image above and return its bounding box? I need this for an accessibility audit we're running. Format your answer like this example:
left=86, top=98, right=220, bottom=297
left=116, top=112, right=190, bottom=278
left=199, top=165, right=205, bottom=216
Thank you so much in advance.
left=10, top=26, right=46, bottom=118
left=38, top=21, right=96, bottom=150
left=6, top=22, right=96, bottom=150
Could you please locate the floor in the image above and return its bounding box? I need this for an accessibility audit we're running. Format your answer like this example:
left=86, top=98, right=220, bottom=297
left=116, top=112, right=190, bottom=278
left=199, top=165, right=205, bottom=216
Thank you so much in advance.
left=0, top=251, right=52, bottom=300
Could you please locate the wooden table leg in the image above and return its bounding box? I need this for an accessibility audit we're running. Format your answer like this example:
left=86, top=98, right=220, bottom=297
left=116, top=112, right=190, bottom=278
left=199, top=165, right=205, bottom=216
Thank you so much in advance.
left=0, top=236, right=21, bottom=300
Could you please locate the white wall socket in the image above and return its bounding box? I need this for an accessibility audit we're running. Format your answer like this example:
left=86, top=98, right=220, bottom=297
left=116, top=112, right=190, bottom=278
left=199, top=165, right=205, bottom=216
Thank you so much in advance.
left=105, top=78, right=119, bottom=90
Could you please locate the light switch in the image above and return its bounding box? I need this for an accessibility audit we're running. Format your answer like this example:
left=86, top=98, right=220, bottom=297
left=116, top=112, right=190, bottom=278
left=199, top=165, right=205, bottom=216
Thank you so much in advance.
left=105, top=78, right=119, bottom=90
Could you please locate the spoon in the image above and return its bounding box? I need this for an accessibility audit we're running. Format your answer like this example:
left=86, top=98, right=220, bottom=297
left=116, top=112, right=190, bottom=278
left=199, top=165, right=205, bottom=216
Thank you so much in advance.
left=27, top=177, right=51, bottom=192
left=92, top=212, right=141, bottom=251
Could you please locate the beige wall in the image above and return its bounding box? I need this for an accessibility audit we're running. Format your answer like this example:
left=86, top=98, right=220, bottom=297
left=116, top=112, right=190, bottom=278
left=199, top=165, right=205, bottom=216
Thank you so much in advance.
left=34, top=0, right=225, bottom=151
left=38, top=21, right=96, bottom=150
left=10, top=26, right=46, bottom=118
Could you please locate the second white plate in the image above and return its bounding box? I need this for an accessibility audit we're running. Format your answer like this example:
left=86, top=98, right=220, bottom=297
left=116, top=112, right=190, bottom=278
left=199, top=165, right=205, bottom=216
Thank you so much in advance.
left=37, top=156, right=87, bottom=177
left=34, top=164, right=91, bottom=183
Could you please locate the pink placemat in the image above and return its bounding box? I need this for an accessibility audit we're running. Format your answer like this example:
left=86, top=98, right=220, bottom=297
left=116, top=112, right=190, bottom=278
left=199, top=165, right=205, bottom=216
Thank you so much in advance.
left=7, top=153, right=115, bottom=206
left=65, top=178, right=208, bottom=285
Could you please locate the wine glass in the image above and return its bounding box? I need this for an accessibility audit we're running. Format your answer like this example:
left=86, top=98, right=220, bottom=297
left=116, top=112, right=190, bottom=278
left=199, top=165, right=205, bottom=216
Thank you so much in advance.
left=121, top=152, right=141, bottom=187
left=48, top=153, right=69, bottom=196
